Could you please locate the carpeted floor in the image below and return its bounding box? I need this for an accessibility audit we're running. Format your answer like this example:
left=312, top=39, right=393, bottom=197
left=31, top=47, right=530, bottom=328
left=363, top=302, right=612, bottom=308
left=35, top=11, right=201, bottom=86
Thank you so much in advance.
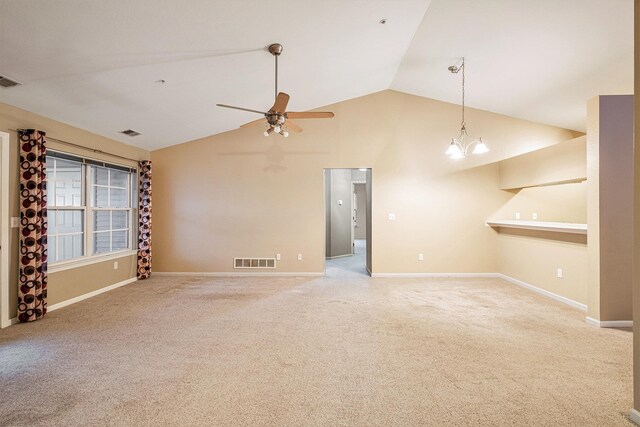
left=0, top=266, right=634, bottom=425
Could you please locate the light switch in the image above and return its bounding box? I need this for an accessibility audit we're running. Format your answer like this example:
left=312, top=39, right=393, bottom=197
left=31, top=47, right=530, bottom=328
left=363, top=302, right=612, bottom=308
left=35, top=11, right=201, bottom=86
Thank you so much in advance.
left=388, top=213, right=396, bottom=220
left=338, top=200, right=343, bottom=206
left=515, top=212, right=521, bottom=220
left=276, top=253, right=281, bottom=261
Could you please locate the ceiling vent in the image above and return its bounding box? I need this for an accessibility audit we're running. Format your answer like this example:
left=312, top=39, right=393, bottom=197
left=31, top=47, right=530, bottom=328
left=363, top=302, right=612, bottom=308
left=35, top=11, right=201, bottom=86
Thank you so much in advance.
left=0, top=75, right=21, bottom=88
left=120, top=129, right=141, bottom=137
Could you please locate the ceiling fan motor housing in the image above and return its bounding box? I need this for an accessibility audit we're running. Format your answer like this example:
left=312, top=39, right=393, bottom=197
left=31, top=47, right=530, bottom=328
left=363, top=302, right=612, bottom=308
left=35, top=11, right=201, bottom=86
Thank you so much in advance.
left=266, top=113, right=285, bottom=126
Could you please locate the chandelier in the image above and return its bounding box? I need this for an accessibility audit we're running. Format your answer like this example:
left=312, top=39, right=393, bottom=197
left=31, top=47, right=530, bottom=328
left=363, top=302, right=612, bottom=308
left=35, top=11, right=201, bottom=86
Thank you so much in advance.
left=445, top=57, right=489, bottom=159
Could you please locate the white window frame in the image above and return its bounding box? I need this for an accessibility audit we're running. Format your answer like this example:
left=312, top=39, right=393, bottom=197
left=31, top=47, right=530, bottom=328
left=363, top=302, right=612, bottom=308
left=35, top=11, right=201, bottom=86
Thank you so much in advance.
left=47, top=152, right=138, bottom=273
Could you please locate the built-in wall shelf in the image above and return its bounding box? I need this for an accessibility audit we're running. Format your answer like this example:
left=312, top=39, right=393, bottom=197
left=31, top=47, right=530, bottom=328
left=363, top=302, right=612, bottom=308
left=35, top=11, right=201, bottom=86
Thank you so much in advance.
left=486, top=220, right=587, bottom=235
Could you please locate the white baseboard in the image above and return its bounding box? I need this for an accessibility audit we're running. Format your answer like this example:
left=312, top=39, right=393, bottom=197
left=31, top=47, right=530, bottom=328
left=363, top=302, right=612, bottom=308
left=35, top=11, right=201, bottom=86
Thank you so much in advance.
left=326, top=254, right=353, bottom=260
left=47, top=277, right=138, bottom=313
left=496, top=273, right=588, bottom=312
left=630, top=409, right=640, bottom=425
left=153, top=271, right=324, bottom=277
left=371, top=272, right=500, bottom=278
left=585, top=317, right=633, bottom=328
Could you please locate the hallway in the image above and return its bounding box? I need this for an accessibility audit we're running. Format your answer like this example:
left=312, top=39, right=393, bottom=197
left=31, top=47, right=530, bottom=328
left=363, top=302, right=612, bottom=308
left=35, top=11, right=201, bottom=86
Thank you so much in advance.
left=326, top=239, right=368, bottom=277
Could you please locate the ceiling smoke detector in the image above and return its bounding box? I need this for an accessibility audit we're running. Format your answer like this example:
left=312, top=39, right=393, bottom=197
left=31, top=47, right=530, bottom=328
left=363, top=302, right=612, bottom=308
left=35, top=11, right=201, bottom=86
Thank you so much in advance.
left=120, top=129, right=141, bottom=137
left=0, top=75, right=21, bottom=88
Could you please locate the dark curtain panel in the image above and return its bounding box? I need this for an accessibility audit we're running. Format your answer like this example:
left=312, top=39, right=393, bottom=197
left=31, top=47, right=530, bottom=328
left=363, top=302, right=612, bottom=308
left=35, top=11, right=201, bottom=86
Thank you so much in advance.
left=137, top=160, right=152, bottom=279
left=18, top=129, right=48, bottom=322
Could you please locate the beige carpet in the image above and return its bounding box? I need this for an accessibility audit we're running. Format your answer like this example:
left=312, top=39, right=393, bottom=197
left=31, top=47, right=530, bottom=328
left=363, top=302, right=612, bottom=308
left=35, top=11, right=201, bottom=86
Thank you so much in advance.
left=0, top=274, right=633, bottom=426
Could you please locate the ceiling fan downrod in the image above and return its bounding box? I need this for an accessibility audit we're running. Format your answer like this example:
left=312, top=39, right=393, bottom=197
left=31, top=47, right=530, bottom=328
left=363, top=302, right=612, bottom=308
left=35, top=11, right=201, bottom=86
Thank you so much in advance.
left=268, top=43, right=283, bottom=102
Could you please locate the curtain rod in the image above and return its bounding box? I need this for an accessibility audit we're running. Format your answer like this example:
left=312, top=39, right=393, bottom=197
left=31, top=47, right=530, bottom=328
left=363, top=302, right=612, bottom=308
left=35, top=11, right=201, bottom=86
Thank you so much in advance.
left=10, top=129, right=142, bottom=163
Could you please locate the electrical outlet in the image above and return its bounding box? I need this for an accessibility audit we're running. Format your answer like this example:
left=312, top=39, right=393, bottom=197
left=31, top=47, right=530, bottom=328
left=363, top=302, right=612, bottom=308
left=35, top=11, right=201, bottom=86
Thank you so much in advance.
left=418, top=253, right=424, bottom=261
left=297, top=254, right=302, bottom=261
left=113, top=261, right=118, bottom=270
left=557, top=268, right=563, bottom=279
left=276, top=253, right=281, bottom=261
left=388, top=213, right=396, bottom=220
left=10, top=217, right=19, bottom=228
left=515, top=212, right=521, bottom=220
left=532, top=212, right=538, bottom=220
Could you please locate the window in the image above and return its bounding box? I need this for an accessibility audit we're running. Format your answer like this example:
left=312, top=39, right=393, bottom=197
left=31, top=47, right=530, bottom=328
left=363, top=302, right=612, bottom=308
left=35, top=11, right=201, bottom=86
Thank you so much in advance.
left=46, top=152, right=137, bottom=265
left=48, top=157, right=84, bottom=262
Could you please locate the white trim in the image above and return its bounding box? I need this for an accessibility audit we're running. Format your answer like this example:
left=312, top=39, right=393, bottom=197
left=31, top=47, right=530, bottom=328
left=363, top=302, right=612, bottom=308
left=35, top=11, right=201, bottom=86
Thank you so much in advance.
left=486, top=220, right=587, bottom=235
left=0, top=132, right=10, bottom=328
left=326, top=254, right=353, bottom=260
left=630, top=409, right=640, bottom=425
left=9, top=317, right=18, bottom=326
left=48, top=249, right=137, bottom=273
left=497, top=273, right=588, bottom=311
left=153, top=271, right=324, bottom=277
left=585, top=317, right=633, bottom=328
left=47, top=277, right=137, bottom=312
left=371, top=272, right=500, bottom=278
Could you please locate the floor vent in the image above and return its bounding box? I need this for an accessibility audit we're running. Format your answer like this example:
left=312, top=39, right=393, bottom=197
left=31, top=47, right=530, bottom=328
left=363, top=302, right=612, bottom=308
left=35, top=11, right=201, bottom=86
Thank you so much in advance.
left=0, top=75, right=21, bottom=88
left=234, top=258, right=276, bottom=269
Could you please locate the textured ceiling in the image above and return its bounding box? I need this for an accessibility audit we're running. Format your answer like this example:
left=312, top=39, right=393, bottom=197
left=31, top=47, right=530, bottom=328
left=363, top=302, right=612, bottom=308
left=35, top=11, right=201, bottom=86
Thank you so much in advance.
left=0, top=0, right=633, bottom=150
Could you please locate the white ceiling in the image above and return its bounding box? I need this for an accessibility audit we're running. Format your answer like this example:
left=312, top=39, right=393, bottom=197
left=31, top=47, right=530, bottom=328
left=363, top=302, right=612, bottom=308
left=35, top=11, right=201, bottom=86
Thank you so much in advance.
left=392, top=0, right=634, bottom=133
left=0, top=0, right=633, bottom=150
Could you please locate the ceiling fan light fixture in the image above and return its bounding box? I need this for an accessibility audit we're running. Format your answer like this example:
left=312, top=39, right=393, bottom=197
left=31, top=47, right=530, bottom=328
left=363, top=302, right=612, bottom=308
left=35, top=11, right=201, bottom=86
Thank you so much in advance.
left=281, top=130, right=289, bottom=137
left=264, top=128, right=273, bottom=137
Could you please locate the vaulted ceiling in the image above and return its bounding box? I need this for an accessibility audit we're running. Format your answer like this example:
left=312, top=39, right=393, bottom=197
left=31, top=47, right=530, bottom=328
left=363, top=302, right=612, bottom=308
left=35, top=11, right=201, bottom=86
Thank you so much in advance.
left=0, top=0, right=633, bottom=150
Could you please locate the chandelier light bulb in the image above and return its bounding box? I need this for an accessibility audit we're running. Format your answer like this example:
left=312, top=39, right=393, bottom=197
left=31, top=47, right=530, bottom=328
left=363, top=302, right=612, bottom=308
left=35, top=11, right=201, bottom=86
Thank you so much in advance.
left=282, top=131, right=289, bottom=137
left=273, top=125, right=281, bottom=133
left=449, top=150, right=465, bottom=160
left=264, top=128, right=273, bottom=137
left=446, top=140, right=461, bottom=156
left=472, top=140, right=489, bottom=154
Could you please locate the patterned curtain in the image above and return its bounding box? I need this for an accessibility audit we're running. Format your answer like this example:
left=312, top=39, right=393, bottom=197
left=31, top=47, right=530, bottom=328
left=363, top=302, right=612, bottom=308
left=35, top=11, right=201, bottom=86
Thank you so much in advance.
left=18, top=129, right=48, bottom=322
left=137, top=160, right=152, bottom=279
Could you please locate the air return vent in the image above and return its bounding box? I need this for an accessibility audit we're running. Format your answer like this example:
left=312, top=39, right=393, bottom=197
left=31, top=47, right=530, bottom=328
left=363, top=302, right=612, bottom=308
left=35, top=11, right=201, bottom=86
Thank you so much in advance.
left=0, top=75, right=21, bottom=88
left=120, top=129, right=141, bottom=137
left=234, top=258, right=276, bottom=269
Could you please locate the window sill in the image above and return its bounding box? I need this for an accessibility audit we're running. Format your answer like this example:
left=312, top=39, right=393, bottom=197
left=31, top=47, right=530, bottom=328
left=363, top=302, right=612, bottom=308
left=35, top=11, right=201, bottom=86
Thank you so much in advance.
left=48, top=249, right=138, bottom=274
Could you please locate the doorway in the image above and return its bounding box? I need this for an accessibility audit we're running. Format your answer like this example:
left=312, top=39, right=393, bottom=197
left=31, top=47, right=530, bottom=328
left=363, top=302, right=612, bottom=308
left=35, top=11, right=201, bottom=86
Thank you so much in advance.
left=0, top=131, right=10, bottom=328
left=324, top=168, right=371, bottom=276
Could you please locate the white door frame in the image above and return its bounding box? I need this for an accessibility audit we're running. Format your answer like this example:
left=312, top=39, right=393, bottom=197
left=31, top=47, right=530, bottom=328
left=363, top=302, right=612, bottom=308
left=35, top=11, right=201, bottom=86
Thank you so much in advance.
left=0, top=131, right=10, bottom=328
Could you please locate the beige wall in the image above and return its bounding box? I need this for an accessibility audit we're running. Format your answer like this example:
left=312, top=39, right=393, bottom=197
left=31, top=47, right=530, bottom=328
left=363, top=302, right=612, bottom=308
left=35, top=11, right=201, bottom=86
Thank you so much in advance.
left=493, top=182, right=588, bottom=304
left=499, top=136, right=586, bottom=190
left=587, top=95, right=634, bottom=322
left=0, top=101, right=149, bottom=318
left=151, top=90, right=579, bottom=274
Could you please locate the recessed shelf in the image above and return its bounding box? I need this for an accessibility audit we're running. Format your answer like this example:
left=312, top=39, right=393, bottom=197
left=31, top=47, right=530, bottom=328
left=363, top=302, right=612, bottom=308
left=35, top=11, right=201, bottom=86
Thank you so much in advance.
left=486, top=220, right=587, bottom=235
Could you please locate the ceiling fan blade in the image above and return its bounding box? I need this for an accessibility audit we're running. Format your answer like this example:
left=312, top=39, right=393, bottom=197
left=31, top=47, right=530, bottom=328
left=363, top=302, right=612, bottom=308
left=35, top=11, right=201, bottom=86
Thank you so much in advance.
left=286, top=111, right=335, bottom=119
left=285, top=119, right=302, bottom=133
left=217, top=104, right=268, bottom=115
left=240, top=118, right=267, bottom=128
left=270, top=92, right=290, bottom=113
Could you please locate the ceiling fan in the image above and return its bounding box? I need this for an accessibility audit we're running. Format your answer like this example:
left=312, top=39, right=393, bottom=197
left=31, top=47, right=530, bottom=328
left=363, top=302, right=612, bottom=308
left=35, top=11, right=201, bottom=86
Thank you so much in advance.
left=216, top=43, right=334, bottom=137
